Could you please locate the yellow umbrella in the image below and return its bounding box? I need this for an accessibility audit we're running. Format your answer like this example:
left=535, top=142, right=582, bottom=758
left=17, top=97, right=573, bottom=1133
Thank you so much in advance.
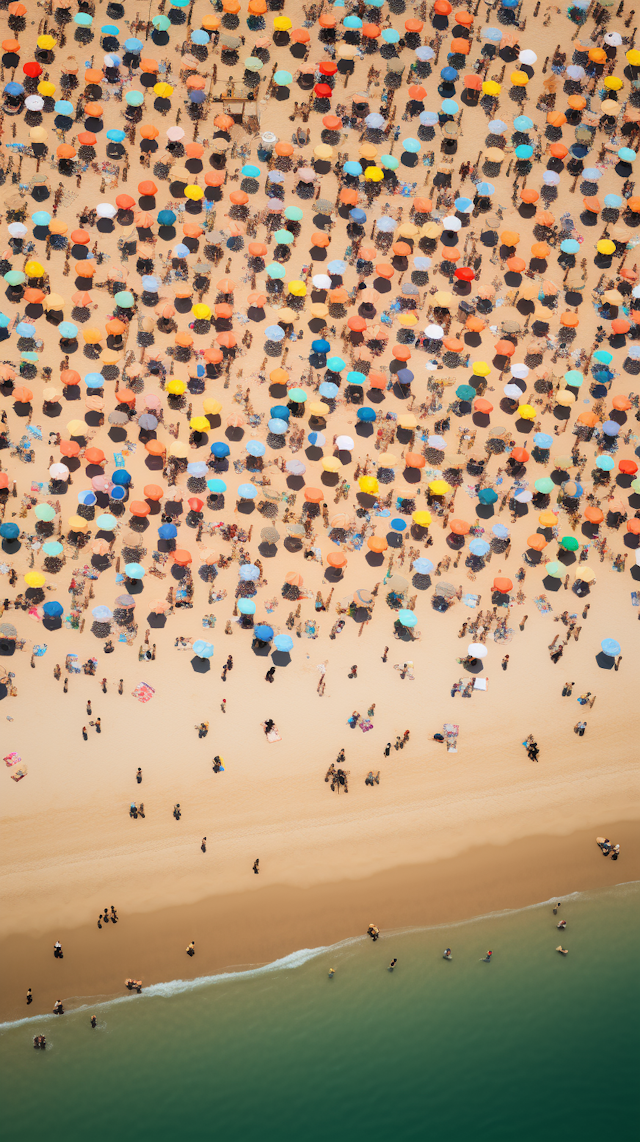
left=203, top=398, right=222, bottom=415
left=153, top=82, right=174, bottom=98
left=67, top=516, right=88, bottom=532
left=66, top=419, right=85, bottom=435
left=25, top=571, right=46, bottom=588
left=185, top=185, right=204, bottom=200
left=597, top=239, right=616, bottom=255
left=412, top=510, right=432, bottom=526
left=166, top=378, right=186, bottom=395
left=378, top=452, right=399, bottom=466
left=288, top=280, right=306, bottom=296
left=322, top=456, right=342, bottom=472
left=308, top=401, right=330, bottom=416
left=37, top=34, right=56, bottom=49
left=518, top=404, right=536, bottom=420
left=429, top=480, right=450, bottom=495
left=472, top=361, right=490, bottom=376
left=190, top=416, right=210, bottom=432
left=364, top=166, right=383, bottom=182
left=24, top=260, right=44, bottom=277
left=398, top=313, right=418, bottom=326
left=359, top=475, right=379, bottom=494
left=556, top=390, right=576, bottom=406
left=482, top=80, right=501, bottom=96
left=192, top=303, right=211, bottom=319
left=168, top=440, right=188, bottom=458
left=398, top=413, right=417, bottom=428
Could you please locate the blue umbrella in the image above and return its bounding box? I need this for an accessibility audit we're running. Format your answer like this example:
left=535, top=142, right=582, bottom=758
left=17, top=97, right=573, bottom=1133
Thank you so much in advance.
left=189, top=90, right=206, bottom=104
left=312, top=338, right=331, bottom=353
left=111, top=469, right=131, bottom=486
left=596, top=455, right=614, bottom=471
left=478, top=488, right=498, bottom=504
left=238, top=483, right=258, bottom=499
left=492, top=523, right=510, bottom=538
left=211, top=442, right=230, bottom=457
left=124, top=37, right=143, bottom=51
left=560, top=239, right=580, bottom=254
left=43, top=601, right=64, bottom=616
left=593, top=350, right=613, bottom=364
left=397, top=609, right=417, bottom=627
left=440, top=66, right=458, bottom=81
left=327, top=260, right=347, bottom=274
left=469, top=538, right=490, bottom=556
left=515, top=145, right=534, bottom=160
left=190, top=29, right=209, bottom=44
left=455, top=197, right=473, bottom=212
left=456, top=384, right=475, bottom=401
left=391, top=519, right=407, bottom=532
left=349, top=208, right=367, bottom=223
left=327, top=356, right=346, bottom=371
left=239, top=564, right=260, bottom=580
left=254, top=624, right=274, bottom=641
left=16, top=322, right=36, bottom=338
left=109, top=486, right=126, bottom=501
left=54, top=100, right=74, bottom=115
left=4, top=82, right=24, bottom=96
left=440, top=99, right=459, bottom=115
left=207, top=479, right=226, bottom=494
left=31, top=211, right=51, bottom=227
left=158, top=523, right=177, bottom=539
left=602, top=420, right=620, bottom=435
left=241, top=164, right=260, bottom=178
left=269, top=418, right=289, bottom=434
left=476, top=182, right=495, bottom=195
left=397, top=369, right=414, bottom=384
left=343, top=162, right=363, bottom=176
left=270, top=406, right=290, bottom=420
left=84, top=373, right=104, bottom=389
left=237, top=598, right=256, bottom=615
left=601, top=638, right=620, bottom=657
left=604, top=194, right=622, bottom=208
left=101, top=24, right=120, bottom=34
left=357, top=407, right=376, bottom=422
left=78, top=491, right=97, bottom=506
left=273, top=634, right=293, bottom=652
left=0, top=523, right=20, bottom=539
left=107, top=129, right=126, bottom=142
left=347, top=371, right=366, bottom=385
left=308, top=432, right=326, bottom=446
left=381, top=27, right=399, bottom=41
left=402, top=137, right=421, bottom=153
left=344, top=15, right=362, bottom=27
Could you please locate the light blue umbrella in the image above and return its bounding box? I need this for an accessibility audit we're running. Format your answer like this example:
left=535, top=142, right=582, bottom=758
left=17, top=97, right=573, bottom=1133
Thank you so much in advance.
left=246, top=440, right=266, bottom=457
left=343, top=161, right=363, bottom=176
left=273, top=634, right=293, bottom=652
left=327, top=356, right=346, bottom=371
left=327, top=260, right=347, bottom=274
left=124, top=37, right=143, bottom=51
left=75, top=11, right=93, bottom=24
left=16, top=322, right=36, bottom=337
left=419, top=111, right=439, bottom=126
left=92, top=605, right=112, bottom=621
left=274, top=70, right=293, bottom=85
left=319, top=382, right=339, bottom=398
left=482, top=27, right=503, bottom=40
left=239, top=563, right=260, bottom=580
left=533, top=432, right=553, bottom=448
left=397, top=609, right=417, bottom=627
left=600, top=638, right=620, bottom=657
left=514, top=145, right=533, bottom=160
left=468, top=539, right=490, bottom=557
left=583, top=167, right=602, bottom=180
left=207, top=479, right=226, bottom=494
left=124, top=563, right=145, bottom=579
left=107, top=129, right=126, bottom=143
left=97, top=514, right=117, bottom=529
left=602, top=420, right=620, bottom=435
left=603, top=194, right=622, bottom=208
left=193, top=639, right=214, bottom=658
left=513, top=115, right=533, bottom=130
left=618, top=147, right=636, bottom=163
left=413, top=557, right=434, bottom=573
left=266, top=263, right=286, bottom=279
left=190, top=29, right=209, bottom=45
left=237, top=483, right=258, bottom=499
left=476, top=182, right=495, bottom=196
left=440, top=99, right=459, bottom=115
left=32, top=211, right=51, bottom=226
left=596, top=455, right=614, bottom=471
left=43, top=541, right=64, bottom=557
left=402, top=137, right=421, bottom=153
left=78, top=491, right=96, bottom=505
left=242, top=164, right=260, bottom=178
left=560, top=239, right=580, bottom=254
left=58, top=322, right=78, bottom=339
left=187, top=462, right=208, bottom=477
left=265, top=325, right=285, bottom=341
left=85, top=373, right=104, bottom=389
left=492, top=523, right=509, bottom=538
left=269, top=418, right=289, bottom=434
left=237, top=598, right=256, bottom=615
left=55, top=100, right=74, bottom=116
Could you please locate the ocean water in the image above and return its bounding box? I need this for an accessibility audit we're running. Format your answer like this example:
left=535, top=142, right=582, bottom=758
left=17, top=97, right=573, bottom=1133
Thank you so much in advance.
left=1, top=883, right=637, bottom=1142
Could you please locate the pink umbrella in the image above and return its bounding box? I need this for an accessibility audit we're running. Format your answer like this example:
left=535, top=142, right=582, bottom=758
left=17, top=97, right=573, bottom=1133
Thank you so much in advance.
left=144, top=394, right=161, bottom=408
left=297, top=168, right=316, bottom=182
left=91, top=475, right=110, bottom=492
left=166, top=126, right=185, bottom=142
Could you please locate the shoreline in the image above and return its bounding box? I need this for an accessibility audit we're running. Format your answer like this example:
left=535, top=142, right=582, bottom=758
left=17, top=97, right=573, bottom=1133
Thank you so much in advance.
left=2, top=820, right=636, bottom=1026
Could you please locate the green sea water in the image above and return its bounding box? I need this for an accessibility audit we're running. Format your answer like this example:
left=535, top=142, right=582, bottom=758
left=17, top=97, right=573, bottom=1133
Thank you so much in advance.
left=1, top=883, right=638, bottom=1142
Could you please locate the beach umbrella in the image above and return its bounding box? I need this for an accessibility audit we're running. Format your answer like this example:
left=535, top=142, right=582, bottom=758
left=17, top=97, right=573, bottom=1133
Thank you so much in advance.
left=254, top=624, right=274, bottom=641
left=237, top=599, right=256, bottom=615
left=273, top=634, right=293, bottom=652
left=601, top=638, right=621, bottom=657
left=193, top=640, right=214, bottom=659
left=397, top=609, right=417, bottom=627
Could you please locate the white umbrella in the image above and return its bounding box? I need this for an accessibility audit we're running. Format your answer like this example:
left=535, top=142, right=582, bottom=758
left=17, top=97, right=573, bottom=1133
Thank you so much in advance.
left=335, top=435, right=354, bottom=450
left=467, top=643, right=488, bottom=658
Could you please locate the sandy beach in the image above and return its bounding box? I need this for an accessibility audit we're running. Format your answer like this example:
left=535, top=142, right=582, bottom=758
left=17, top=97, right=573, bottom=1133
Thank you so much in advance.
left=0, top=0, right=638, bottom=1029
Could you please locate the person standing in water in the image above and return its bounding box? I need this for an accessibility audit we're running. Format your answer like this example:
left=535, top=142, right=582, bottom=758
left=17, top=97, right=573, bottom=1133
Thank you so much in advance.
left=388, top=958, right=397, bottom=971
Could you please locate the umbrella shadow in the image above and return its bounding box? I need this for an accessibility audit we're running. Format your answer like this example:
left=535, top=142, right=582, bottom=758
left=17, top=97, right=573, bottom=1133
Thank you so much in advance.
left=595, top=652, right=615, bottom=670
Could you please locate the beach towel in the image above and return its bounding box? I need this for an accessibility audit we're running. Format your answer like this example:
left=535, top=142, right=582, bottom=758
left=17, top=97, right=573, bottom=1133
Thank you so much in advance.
left=462, top=593, right=480, bottom=608
left=10, top=767, right=27, bottom=781
left=266, top=728, right=281, bottom=743
left=359, top=719, right=374, bottom=732
left=3, top=752, right=20, bottom=766
left=473, top=677, right=488, bottom=690
left=132, top=682, right=155, bottom=703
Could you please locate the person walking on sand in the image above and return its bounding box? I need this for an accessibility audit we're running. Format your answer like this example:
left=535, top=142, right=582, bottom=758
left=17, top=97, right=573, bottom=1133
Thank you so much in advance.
left=26, top=988, right=32, bottom=1005
left=82, top=726, right=88, bottom=740
left=367, top=924, right=380, bottom=941
left=253, top=858, right=260, bottom=874
left=201, top=837, right=206, bottom=852
left=348, top=664, right=358, bottom=678
left=186, top=941, right=195, bottom=957
left=501, top=655, right=509, bottom=670
left=382, top=646, right=389, bottom=662
left=95, top=718, right=101, bottom=733
left=384, top=742, right=391, bottom=756
left=86, top=700, right=92, bottom=716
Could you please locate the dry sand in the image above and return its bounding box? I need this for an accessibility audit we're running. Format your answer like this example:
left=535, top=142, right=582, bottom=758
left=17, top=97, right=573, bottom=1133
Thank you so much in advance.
left=0, top=1, right=638, bottom=1022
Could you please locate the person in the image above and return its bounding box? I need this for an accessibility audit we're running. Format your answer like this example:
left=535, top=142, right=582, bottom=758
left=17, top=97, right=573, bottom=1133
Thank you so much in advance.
left=561, top=682, right=575, bottom=696
left=501, top=655, right=509, bottom=670
left=212, top=755, right=224, bottom=772
left=54, top=940, right=63, bottom=958
left=186, top=941, right=195, bottom=957
left=381, top=647, right=389, bottom=662
left=226, top=655, right=233, bottom=673
left=53, top=999, right=64, bottom=1014
left=557, top=919, right=567, bottom=929
left=82, top=726, right=88, bottom=740
left=136, top=768, right=142, bottom=784
left=265, top=666, right=275, bottom=682
left=383, top=742, right=391, bottom=757
left=556, top=946, right=568, bottom=955
left=403, top=730, right=410, bottom=744
left=574, top=721, right=587, bottom=736
left=328, top=967, right=336, bottom=978
left=90, top=1015, right=97, bottom=1028
left=201, top=837, right=206, bottom=852
left=388, top=958, right=397, bottom=971
left=173, top=803, right=181, bottom=820
left=553, top=902, right=561, bottom=915
left=611, top=843, right=620, bottom=861
left=95, top=718, right=101, bottom=733
left=348, top=664, right=358, bottom=678
left=111, top=906, right=118, bottom=922
left=253, top=858, right=260, bottom=874
left=433, top=733, right=445, bottom=743
left=483, top=950, right=492, bottom=962
left=443, top=948, right=452, bottom=960
left=26, top=988, right=32, bottom=1005
left=86, top=700, right=92, bottom=716
left=366, top=923, right=379, bottom=941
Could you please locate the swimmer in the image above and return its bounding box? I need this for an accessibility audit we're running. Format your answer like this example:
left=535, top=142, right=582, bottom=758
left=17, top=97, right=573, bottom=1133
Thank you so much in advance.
left=557, top=920, right=567, bottom=929
left=556, top=946, right=568, bottom=955
left=553, top=902, right=561, bottom=915
left=90, top=1015, right=97, bottom=1028
left=388, top=958, right=397, bottom=971
left=482, top=950, right=493, bottom=962
left=328, top=968, right=336, bottom=978
left=443, top=948, right=452, bottom=960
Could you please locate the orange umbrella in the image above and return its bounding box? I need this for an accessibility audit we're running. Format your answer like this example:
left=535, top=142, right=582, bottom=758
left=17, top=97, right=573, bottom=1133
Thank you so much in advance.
left=137, top=180, right=158, bottom=196
left=494, top=340, right=516, bottom=356
left=116, top=193, right=136, bottom=210
left=143, top=484, right=164, bottom=500
left=404, top=452, right=426, bottom=468
left=84, top=447, right=105, bottom=464
left=216, top=331, right=237, bottom=348
left=327, top=551, right=347, bottom=568
left=145, top=440, right=166, bottom=456
left=527, top=533, right=547, bottom=551
left=584, top=506, right=604, bottom=524
left=129, top=501, right=151, bottom=517
left=60, top=440, right=80, bottom=457
left=367, top=536, right=388, bottom=552
left=172, top=550, right=193, bottom=566
left=449, top=519, right=470, bottom=535
left=493, top=576, right=513, bottom=592
left=13, top=385, right=33, bottom=402
left=511, top=447, right=529, bottom=462
left=285, top=571, right=304, bottom=585
left=216, top=278, right=236, bottom=293
left=474, top=398, right=493, bottom=414
left=304, top=488, right=324, bottom=503
left=531, top=242, right=550, bottom=259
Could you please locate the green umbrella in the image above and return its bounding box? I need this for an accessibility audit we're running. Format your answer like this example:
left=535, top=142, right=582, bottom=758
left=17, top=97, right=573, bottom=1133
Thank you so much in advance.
left=560, top=536, right=579, bottom=551
left=274, top=229, right=294, bottom=245
left=287, top=388, right=307, bottom=402
left=284, top=206, right=303, bottom=221
left=4, top=270, right=25, bottom=286
left=244, top=57, right=263, bottom=72
left=534, top=477, right=554, bottom=494
left=114, top=290, right=134, bottom=308
left=266, top=263, right=286, bottom=279
left=35, top=503, right=56, bottom=522
left=274, top=70, right=293, bottom=85
left=545, top=561, right=564, bottom=577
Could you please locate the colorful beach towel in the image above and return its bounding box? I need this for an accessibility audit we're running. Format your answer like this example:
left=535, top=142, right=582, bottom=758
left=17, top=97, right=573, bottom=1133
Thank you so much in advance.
left=132, top=682, right=155, bottom=703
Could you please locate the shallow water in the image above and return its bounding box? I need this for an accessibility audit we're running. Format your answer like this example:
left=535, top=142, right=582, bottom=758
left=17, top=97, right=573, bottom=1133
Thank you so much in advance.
left=1, top=883, right=637, bottom=1142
